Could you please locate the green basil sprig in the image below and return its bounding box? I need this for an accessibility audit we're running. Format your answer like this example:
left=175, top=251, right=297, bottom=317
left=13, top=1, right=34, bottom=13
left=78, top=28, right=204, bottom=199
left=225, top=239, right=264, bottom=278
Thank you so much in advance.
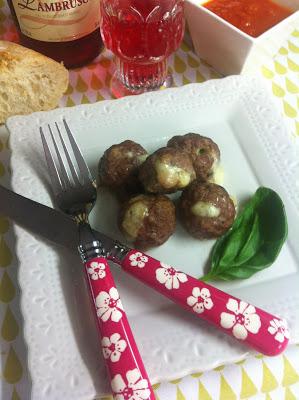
left=200, top=187, right=288, bottom=282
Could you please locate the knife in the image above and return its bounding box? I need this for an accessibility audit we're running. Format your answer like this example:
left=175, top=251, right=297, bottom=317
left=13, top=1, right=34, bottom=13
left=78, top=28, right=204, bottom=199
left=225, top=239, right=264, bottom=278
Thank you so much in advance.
left=0, top=184, right=114, bottom=252
left=0, top=184, right=290, bottom=356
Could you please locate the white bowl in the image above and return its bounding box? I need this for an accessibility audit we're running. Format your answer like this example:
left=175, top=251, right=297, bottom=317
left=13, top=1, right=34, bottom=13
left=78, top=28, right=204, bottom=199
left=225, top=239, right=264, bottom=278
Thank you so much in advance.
left=185, top=0, right=299, bottom=75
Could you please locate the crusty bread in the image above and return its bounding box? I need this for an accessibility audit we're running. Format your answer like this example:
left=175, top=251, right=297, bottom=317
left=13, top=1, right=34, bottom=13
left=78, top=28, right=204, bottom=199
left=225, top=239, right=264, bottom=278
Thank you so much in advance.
left=0, top=41, right=69, bottom=124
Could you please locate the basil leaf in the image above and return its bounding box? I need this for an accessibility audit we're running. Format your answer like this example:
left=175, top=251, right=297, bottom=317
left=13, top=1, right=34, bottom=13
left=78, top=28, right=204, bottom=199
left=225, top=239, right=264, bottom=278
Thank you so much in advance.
left=218, top=213, right=256, bottom=267
left=200, top=187, right=288, bottom=281
left=233, top=213, right=261, bottom=266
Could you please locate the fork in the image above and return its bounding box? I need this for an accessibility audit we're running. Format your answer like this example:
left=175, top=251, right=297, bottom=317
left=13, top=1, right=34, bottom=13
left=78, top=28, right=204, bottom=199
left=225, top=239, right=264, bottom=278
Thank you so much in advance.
left=40, top=119, right=155, bottom=400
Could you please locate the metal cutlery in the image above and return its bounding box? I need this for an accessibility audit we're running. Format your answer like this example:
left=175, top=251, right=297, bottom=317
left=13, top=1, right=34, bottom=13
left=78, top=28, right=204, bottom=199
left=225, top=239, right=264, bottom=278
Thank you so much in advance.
left=40, top=120, right=155, bottom=400
left=1, top=119, right=290, bottom=358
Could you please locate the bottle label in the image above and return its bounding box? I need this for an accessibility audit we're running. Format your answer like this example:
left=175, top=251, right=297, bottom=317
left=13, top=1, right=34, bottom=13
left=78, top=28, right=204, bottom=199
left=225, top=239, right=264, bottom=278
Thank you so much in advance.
left=11, top=0, right=101, bottom=42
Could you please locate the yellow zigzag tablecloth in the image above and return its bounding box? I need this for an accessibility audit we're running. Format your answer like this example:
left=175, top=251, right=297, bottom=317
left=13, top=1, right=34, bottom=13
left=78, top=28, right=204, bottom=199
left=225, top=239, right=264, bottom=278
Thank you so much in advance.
left=0, top=1, right=299, bottom=399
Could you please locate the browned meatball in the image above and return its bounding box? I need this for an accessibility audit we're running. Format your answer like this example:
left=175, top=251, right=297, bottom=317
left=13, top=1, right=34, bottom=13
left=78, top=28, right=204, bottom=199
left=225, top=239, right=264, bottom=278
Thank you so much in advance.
left=119, top=194, right=176, bottom=248
left=179, top=181, right=235, bottom=239
left=98, top=140, right=148, bottom=193
left=167, top=133, right=220, bottom=181
left=139, top=147, right=196, bottom=194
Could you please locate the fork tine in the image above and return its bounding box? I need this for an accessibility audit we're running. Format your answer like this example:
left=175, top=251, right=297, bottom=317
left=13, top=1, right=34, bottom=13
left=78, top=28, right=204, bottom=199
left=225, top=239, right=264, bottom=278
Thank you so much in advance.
left=48, top=124, right=70, bottom=190
left=63, top=119, right=92, bottom=183
left=55, top=122, right=80, bottom=186
left=40, top=127, right=63, bottom=195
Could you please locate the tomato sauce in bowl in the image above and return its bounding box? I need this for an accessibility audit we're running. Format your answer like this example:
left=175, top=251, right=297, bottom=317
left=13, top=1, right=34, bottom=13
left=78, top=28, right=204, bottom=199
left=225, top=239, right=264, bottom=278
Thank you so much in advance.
left=203, top=0, right=293, bottom=37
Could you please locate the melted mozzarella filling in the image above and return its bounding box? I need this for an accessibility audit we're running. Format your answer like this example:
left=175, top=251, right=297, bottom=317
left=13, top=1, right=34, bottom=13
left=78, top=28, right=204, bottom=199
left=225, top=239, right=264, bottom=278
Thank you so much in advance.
left=155, top=161, right=191, bottom=189
left=191, top=201, right=220, bottom=218
left=122, top=202, right=149, bottom=239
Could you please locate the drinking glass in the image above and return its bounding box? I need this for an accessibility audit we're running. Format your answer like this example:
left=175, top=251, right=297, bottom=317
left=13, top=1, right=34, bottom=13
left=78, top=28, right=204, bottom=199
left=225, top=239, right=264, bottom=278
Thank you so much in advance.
left=100, top=0, right=185, bottom=95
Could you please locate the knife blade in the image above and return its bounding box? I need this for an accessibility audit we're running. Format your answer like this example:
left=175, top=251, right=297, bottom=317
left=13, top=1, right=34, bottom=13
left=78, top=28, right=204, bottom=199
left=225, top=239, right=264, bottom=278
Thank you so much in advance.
left=0, top=184, right=116, bottom=253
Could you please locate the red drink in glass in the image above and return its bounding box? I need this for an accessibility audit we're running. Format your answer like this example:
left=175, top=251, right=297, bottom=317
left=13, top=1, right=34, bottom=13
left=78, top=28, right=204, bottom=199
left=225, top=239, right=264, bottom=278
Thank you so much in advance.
left=101, top=0, right=184, bottom=93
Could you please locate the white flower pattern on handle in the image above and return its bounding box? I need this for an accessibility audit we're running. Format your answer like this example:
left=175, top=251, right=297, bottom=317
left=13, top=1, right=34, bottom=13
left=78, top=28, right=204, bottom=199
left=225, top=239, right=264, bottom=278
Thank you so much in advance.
left=156, top=262, right=188, bottom=290
left=111, top=368, right=150, bottom=400
left=129, top=252, right=148, bottom=268
left=102, top=333, right=127, bottom=363
left=268, top=318, right=290, bottom=343
left=87, top=261, right=106, bottom=280
left=220, top=299, right=261, bottom=340
left=187, top=287, right=213, bottom=314
left=96, top=287, right=124, bottom=323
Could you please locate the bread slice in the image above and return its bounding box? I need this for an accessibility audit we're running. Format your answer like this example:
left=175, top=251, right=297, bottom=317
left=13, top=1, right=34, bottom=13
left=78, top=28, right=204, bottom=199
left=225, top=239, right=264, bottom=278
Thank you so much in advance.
left=0, top=41, right=69, bottom=124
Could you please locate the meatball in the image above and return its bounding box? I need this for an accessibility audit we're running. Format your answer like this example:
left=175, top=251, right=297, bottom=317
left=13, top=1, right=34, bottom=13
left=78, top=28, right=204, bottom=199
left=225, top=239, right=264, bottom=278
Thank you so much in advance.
left=139, top=147, right=196, bottom=194
left=167, top=133, right=220, bottom=181
left=98, top=140, right=148, bottom=193
left=119, top=194, right=176, bottom=248
left=179, top=181, right=235, bottom=239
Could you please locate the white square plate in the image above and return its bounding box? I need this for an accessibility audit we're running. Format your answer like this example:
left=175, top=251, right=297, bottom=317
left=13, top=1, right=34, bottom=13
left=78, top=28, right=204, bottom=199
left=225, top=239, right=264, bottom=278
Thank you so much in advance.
left=6, top=76, right=299, bottom=400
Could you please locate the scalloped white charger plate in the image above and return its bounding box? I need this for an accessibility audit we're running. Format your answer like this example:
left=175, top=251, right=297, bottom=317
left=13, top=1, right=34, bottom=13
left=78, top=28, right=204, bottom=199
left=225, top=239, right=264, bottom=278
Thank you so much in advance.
left=6, top=76, right=299, bottom=400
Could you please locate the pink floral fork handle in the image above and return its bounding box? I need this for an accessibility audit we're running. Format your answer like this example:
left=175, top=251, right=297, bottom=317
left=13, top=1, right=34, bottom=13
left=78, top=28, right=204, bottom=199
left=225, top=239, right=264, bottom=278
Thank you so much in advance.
left=121, top=251, right=289, bottom=356
left=85, top=256, right=155, bottom=400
